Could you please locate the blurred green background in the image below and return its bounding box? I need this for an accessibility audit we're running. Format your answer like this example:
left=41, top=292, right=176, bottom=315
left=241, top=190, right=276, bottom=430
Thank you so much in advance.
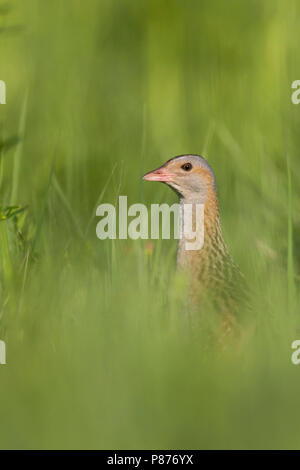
left=0, top=0, right=300, bottom=449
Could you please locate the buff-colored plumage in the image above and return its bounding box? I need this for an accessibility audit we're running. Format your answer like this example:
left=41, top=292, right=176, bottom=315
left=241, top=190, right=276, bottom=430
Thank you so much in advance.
left=143, top=154, right=248, bottom=333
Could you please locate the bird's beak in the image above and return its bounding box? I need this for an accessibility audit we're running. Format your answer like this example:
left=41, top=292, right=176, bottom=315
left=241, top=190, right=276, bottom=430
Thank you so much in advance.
left=143, top=166, right=173, bottom=182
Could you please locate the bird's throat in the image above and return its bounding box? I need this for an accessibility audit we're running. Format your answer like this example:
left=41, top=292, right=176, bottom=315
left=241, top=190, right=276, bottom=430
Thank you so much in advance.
left=176, top=192, right=228, bottom=277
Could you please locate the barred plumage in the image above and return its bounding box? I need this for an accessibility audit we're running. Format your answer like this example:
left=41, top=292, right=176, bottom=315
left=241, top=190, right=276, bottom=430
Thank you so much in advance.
left=144, top=154, right=249, bottom=328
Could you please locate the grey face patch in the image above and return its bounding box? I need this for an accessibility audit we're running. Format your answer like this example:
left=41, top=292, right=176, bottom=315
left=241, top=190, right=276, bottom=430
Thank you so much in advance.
left=166, top=154, right=213, bottom=171
left=165, top=154, right=217, bottom=197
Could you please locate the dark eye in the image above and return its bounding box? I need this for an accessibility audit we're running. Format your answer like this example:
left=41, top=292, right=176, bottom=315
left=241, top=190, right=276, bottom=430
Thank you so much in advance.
left=181, top=162, right=192, bottom=171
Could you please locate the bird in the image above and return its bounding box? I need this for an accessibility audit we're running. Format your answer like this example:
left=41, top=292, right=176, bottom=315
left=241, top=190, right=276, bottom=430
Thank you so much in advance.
left=143, top=154, right=249, bottom=334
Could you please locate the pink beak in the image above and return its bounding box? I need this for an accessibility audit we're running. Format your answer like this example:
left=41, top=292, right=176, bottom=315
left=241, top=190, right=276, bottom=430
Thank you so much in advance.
left=143, top=166, right=173, bottom=182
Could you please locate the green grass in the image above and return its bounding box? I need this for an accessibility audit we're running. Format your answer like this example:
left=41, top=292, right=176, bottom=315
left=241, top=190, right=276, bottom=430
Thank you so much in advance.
left=0, top=0, right=300, bottom=449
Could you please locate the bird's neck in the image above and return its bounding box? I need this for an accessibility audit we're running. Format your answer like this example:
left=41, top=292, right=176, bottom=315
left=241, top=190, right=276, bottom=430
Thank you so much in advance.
left=177, top=190, right=228, bottom=272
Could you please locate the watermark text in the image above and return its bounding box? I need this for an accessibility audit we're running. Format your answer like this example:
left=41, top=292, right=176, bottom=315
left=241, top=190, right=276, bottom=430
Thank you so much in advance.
left=96, top=196, right=204, bottom=251
left=0, top=340, right=6, bottom=365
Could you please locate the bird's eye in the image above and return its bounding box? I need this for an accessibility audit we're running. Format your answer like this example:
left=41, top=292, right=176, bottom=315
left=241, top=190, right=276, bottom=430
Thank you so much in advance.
left=181, top=163, right=192, bottom=171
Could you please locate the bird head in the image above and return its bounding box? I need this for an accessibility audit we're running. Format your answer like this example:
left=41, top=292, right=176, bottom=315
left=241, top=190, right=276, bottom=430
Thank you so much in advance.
left=143, top=154, right=216, bottom=201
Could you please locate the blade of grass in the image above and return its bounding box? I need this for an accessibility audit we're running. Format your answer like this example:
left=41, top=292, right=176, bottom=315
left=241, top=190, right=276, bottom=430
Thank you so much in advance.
left=85, top=161, right=117, bottom=238
left=111, top=162, right=124, bottom=276
left=52, top=173, right=84, bottom=239
left=0, top=220, right=13, bottom=285
left=140, top=103, right=147, bottom=204
left=31, top=158, right=55, bottom=255
left=10, top=90, right=28, bottom=204
left=0, top=135, right=21, bottom=192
